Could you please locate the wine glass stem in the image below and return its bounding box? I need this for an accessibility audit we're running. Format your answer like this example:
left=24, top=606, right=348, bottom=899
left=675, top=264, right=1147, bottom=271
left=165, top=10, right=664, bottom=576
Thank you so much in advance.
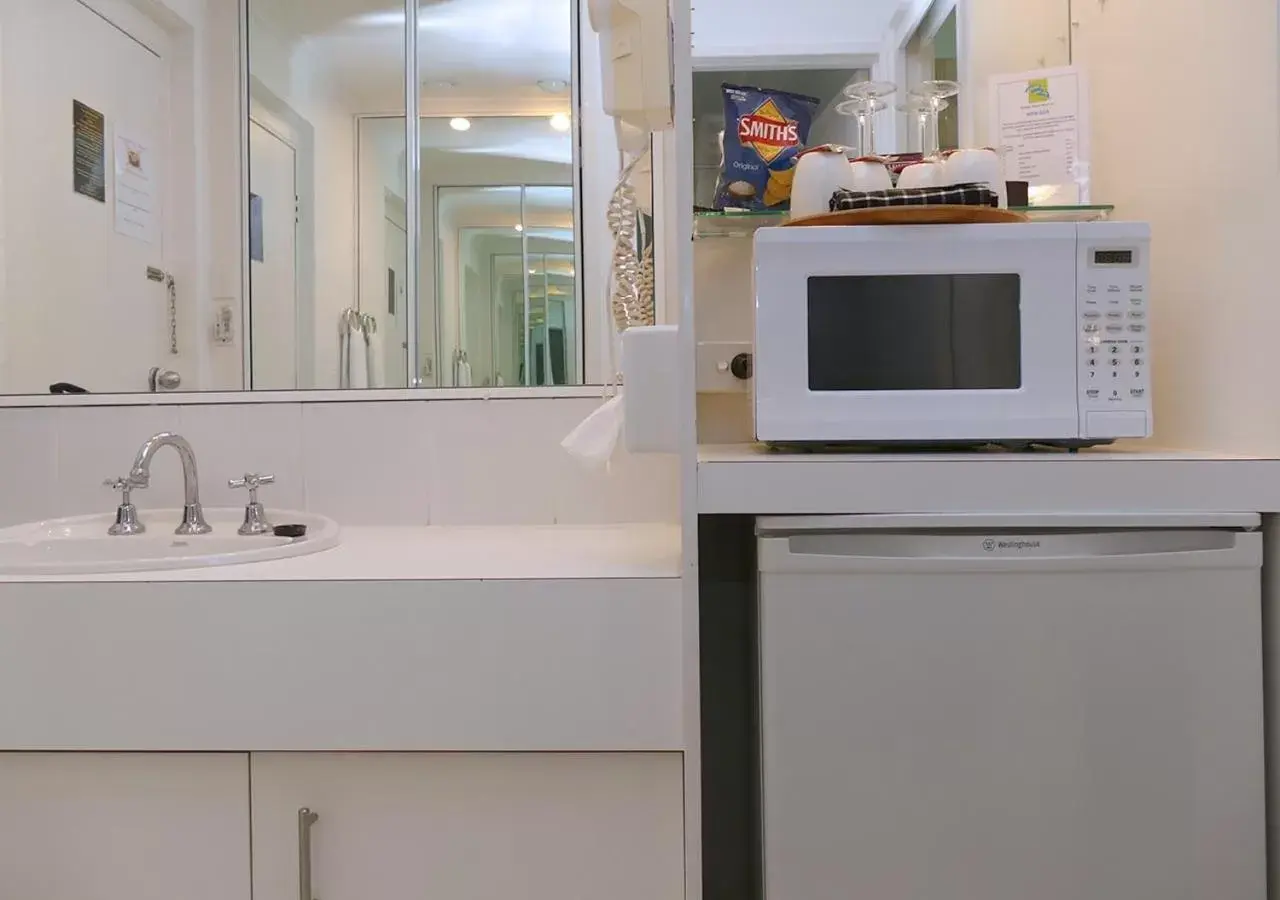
left=928, top=97, right=943, bottom=158
left=858, top=112, right=874, bottom=158
left=916, top=112, right=929, bottom=154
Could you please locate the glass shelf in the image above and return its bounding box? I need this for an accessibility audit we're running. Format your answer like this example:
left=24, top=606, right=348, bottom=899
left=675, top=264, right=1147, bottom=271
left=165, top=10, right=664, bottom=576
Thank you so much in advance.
left=693, top=204, right=1117, bottom=238
left=1011, top=204, right=1115, bottom=222
left=694, top=210, right=787, bottom=239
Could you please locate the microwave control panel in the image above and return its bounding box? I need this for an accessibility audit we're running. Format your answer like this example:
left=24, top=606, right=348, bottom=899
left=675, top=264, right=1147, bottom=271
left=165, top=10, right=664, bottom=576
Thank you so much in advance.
left=1077, top=225, right=1153, bottom=440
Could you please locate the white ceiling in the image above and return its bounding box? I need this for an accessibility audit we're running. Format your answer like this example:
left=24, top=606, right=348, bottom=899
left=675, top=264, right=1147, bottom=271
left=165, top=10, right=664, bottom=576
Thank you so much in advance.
left=419, top=116, right=573, bottom=165
left=252, top=0, right=573, bottom=109
left=440, top=185, right=574, bottom=231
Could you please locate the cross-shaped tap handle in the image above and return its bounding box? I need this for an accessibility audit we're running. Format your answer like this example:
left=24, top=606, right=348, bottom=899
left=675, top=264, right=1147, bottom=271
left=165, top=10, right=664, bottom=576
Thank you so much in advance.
left=228, top=473, right=275, bottom=502
left=104, top=477, right=137, bottom=502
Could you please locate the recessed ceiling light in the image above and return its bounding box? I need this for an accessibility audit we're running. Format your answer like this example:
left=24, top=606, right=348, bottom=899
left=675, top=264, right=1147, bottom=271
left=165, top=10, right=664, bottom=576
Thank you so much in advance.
left=528, top=268, right=537, bottom=274
left=449, top=117, right=471, bottom=132
left=537, top=79, right=568, bottom=94
left=514, top=223, right=524, bottom=232
left=549, top=113, right=571, bottom=132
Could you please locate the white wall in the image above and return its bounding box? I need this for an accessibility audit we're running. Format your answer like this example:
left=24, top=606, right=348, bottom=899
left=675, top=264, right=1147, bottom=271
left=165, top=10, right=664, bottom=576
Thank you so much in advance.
left=962, top=0, right=1280, bottom=453
left=957, top=0, right=1069, bottom=147
left=692, top=0, right=898, bottom=62
left=1067, top=0, right=1280, bottom=453
left=0, top=398, right=679, bottom=527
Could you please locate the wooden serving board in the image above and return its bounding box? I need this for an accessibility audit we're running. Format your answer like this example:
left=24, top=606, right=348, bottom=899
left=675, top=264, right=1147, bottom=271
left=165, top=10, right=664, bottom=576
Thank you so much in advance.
left=784, top=205, right=1029, bottom=227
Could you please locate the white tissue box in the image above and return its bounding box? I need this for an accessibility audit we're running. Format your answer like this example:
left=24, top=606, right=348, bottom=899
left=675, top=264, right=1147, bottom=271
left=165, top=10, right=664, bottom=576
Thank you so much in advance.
left=622, top=325, right=680, bottom=454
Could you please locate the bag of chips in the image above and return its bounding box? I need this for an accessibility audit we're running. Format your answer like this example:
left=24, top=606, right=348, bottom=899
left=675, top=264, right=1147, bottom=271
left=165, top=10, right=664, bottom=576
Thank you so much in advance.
left=715, top=83, right=820, bottom=211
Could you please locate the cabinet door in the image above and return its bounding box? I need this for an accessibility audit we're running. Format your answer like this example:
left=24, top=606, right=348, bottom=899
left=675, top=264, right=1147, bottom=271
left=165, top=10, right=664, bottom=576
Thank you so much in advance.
left=0, top=753, right=251, bottom=900
left=251, top=752, right=684, bottom=900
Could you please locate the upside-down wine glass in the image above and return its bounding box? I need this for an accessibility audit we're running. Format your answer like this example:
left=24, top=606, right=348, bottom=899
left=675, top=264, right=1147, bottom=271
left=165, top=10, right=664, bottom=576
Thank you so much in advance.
left=898, top=93, right=949, bottom=157
left=837, top=80, right=897, bottom=156
left=916, top=79, right=960, bottom=159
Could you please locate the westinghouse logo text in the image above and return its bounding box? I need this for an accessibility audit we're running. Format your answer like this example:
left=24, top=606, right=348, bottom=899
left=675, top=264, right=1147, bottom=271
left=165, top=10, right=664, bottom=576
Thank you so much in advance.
left=982, top=538, right=1042, bottom=552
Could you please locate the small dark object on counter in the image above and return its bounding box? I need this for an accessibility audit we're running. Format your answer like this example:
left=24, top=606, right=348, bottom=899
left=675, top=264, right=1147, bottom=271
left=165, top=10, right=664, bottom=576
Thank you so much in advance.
left=273, top=524, right=308, bottom=538
left=1006, top=180, right=1030, bottom=208
left=50, top=382, right=89, bottom=394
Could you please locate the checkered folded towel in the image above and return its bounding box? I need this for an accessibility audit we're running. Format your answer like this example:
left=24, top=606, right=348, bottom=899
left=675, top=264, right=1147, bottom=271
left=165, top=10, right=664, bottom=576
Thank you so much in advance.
left=830, top=182, right=999, bottom=212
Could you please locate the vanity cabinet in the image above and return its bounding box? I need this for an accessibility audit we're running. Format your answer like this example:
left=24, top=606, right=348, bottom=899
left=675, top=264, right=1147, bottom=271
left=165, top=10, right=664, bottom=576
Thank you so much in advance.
left=249, top=752, right=685, bottom=900
left=0, top=753, right=251, bottom=900
left=0, top=751, right=683, bottom=900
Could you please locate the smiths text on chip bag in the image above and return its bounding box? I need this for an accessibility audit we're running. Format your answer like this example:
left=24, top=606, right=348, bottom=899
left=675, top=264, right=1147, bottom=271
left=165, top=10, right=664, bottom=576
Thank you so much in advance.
left=716, top=83, right=820, bottom=211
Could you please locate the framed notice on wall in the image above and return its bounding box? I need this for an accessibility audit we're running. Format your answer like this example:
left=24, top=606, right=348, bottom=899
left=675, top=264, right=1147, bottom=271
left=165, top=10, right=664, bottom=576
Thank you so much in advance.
left=989, top=66, right=1092, bottom=205
left=72, top=100, right=106, bottom=202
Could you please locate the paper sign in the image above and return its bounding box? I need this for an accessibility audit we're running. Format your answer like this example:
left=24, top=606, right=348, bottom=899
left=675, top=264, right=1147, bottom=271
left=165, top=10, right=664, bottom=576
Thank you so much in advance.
left=113, top=130, right=157, bottom=242
left=73, top=100, right=106, bottom=202
left=989, top=66, right=1091, bottom=204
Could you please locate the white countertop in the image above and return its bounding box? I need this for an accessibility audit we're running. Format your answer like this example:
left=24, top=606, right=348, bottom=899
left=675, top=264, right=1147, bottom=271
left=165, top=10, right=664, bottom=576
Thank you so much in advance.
left=698, top=443, right=1280, bottom=515
left=0, top=523, right=683, bottom=583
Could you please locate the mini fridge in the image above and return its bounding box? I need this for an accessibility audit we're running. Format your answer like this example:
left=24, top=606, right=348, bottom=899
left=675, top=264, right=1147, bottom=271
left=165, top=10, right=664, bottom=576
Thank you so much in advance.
left=757, top=513, right=1265, bottom=900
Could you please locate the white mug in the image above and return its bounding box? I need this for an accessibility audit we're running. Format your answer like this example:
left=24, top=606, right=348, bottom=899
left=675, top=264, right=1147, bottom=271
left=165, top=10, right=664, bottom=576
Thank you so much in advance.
left=944, top=148, right=1006, bottom=206
left=849, top=156, right=893, bottom=192
left=790, top=145, right=855, bottom=217
left=896, top=161, right=942, bottom=190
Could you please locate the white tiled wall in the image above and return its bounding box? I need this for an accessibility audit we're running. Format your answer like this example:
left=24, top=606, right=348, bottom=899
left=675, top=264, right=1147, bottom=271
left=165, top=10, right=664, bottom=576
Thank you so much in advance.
left=0, top=398, right=679, bottom=528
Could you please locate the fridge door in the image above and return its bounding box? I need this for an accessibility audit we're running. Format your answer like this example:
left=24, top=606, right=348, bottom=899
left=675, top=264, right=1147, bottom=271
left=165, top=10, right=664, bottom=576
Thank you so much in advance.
left=758, top=521, right=1264, bottom=900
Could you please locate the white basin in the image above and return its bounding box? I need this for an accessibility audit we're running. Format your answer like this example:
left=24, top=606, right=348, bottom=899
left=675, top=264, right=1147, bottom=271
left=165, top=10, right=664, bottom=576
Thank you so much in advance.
left=0, top=509, right=339, bottom=575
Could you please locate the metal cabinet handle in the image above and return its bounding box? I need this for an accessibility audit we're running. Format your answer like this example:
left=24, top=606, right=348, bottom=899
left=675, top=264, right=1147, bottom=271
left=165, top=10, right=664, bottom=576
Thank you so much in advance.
left=298, top=808, right=319, bottom=900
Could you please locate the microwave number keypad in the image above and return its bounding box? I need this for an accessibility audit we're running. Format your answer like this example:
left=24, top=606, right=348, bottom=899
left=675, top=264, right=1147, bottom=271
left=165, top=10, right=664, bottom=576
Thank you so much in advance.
left=1080, top=280, right=1148, bottom=407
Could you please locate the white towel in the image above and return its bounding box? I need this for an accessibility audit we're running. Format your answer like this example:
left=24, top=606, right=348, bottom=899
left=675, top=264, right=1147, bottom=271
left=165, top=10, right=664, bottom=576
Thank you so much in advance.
left=339, top=324, right=351, bottom=389
left=349, top=325, right=369, bottom=389
left=366, top=323, right=385, bottom=389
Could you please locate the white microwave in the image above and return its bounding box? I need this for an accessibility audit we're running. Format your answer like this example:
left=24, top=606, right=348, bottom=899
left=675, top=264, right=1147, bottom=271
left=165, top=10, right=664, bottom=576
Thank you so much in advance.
left=752, top=221, right=1153, bottom=448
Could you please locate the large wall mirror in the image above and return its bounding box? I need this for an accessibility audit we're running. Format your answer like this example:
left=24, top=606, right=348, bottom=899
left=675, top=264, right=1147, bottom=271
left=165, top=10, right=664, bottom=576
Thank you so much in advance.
left=0, top=0, right=612, bottom=396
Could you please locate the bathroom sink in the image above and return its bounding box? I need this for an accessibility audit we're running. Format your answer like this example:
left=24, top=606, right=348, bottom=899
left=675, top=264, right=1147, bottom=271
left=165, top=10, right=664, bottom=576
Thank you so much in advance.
left=0, top=509, right=339, bottom=575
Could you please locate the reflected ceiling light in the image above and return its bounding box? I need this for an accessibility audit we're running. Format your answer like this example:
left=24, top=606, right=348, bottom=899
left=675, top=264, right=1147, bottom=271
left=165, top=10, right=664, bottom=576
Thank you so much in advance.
left=424, top=79, right=457, bottom=90
left=449, top=117, right=472, bottom=132
left=538, top=79, right=569, bottom=94
left=529, top=268, right=537, bottom=274
left=514, top=224, right=524, bottom=232
left=549, top=113, right=571, bottom=132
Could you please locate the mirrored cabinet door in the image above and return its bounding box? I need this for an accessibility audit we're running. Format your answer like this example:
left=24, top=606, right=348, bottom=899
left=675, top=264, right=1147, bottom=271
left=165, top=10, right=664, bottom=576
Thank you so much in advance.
left=0, top=0, right=590, bottom=395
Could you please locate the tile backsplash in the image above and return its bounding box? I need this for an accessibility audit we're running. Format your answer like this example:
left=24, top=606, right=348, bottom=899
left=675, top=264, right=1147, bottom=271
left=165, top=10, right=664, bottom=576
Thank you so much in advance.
left=1, top=398, right=679, bottom=528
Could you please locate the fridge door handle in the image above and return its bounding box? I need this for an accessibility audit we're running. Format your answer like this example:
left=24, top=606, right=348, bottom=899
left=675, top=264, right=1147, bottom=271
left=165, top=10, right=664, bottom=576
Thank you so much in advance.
left=760, top=530, right=1262, bottom=575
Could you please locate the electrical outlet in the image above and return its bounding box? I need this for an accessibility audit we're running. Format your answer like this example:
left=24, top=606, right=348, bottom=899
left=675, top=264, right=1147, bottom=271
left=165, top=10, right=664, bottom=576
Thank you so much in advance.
left=697, top=341, right=752, bottom=393
left=213, top=300, right=235, bottom=345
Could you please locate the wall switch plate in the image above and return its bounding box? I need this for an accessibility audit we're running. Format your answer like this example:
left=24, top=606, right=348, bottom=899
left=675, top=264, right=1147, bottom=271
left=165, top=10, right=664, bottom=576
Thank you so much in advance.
left=213, top=300, right=235, bottom=345
left=697, top=341, right=753, bottom=393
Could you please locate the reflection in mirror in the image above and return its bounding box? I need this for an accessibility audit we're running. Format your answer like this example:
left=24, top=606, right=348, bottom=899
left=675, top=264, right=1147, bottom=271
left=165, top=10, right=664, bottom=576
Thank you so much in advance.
left=0, top=0, right=585, bottom=396
left=418, top=120, right=579, bottom=387
left=0, top=0, right=246, bottom=395
left=436, top=183, right=578, bottom=387
left=249, top=0, right=408, bottom=391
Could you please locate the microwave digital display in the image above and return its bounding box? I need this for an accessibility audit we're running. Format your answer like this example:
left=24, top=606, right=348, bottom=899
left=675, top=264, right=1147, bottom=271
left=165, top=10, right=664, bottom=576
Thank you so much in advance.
left=807, top=274, right=1022, bottom=392
left=1093, top=249, right=1135, bottom=266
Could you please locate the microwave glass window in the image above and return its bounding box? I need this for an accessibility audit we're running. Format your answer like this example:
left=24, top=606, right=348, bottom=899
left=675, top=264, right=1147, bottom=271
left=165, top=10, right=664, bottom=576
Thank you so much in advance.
left=807, top=274, right=1022, bottom=392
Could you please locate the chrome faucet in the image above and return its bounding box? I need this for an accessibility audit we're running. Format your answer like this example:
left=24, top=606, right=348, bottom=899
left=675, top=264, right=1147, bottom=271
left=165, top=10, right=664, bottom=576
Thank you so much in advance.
left=125, top=432, right=212, bottom=535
